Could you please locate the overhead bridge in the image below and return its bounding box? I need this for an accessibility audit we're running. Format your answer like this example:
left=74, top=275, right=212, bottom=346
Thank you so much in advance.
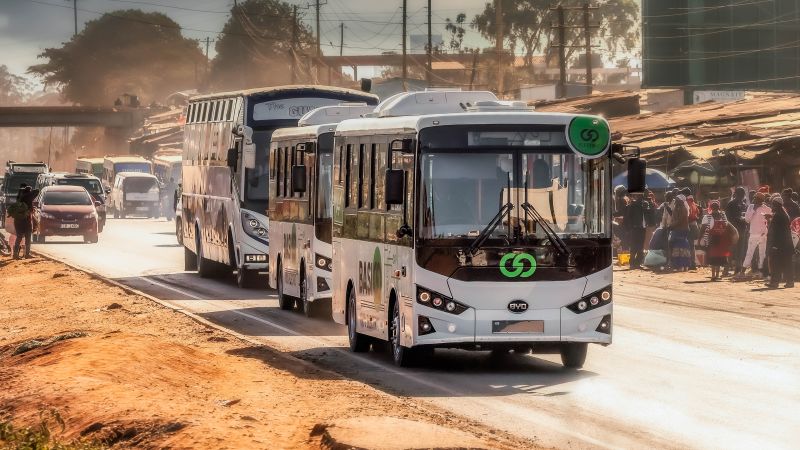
left=0, top=106, right=146, bottom=128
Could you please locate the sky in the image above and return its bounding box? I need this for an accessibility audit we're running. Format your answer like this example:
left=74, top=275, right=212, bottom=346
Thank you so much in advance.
left=0, top=0, right=495, bottom=84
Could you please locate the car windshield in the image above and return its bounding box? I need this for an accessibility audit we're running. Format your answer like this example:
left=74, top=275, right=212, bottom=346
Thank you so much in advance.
left=44, top=191, right=92, bottom=206
left=56, top=178, right=103, bottom=194
left=4, top=175, right=39, bottom=194
left=418, top=150, right=609, bottom=241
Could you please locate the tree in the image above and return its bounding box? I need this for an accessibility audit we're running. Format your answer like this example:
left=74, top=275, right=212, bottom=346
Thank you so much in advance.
left=471, top=0, right=639, bottom=67
left=444, top=14, right=468, bottom=53
left=0, top=66, right=33, bottom=106
left=29, top=10, right=204, bottom=106
left=210, top=0, right=315, bottom=90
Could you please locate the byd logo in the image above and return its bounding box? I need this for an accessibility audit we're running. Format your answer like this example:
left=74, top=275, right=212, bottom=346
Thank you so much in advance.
left=508, top=300, right=529, bottom=313
left=499, top=252, right=537, bottom=278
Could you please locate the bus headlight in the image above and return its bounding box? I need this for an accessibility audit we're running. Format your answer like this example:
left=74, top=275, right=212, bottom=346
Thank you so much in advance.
left=416, top=286, right=467, bottom=315
left=567, top=286, right=612, bottom=314
left=315, top=253, right=332, bottom=271
left=241, top=212, right=268, bottom=244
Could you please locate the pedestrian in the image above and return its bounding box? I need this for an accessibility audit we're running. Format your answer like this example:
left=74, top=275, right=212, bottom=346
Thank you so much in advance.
left=669, top=194, right=692, bottom=271
left=11, top=186, right=35, bottom=259
left=683, top=187, right=700, bottom=270
left=782, top=188, right=800, bottom=220
left=625, top=192, right=651, bottom=269
left=725, top=187, right=748, bottom=275
left=613, top=185, right=630, bottom=254
left=700, top=201, right=736, bottom=281
left=742, top=192, right=771, bottom=276
left=766, top=196, right=795, bottom=288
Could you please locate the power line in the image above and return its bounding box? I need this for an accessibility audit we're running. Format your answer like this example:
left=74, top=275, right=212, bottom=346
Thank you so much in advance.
left=642, top=0, right=775, bottom=19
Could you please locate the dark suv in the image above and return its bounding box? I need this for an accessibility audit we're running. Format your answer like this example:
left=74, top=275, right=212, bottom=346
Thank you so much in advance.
left=35, top=173, right=109, bottom=231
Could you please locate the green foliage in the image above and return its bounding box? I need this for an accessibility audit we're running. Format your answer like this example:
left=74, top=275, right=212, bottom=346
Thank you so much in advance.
left=0, top=410, right=104, bottom=450
left=471, top=0, right=640, bottom=67
left=210, top=0, right=315, bottom=90
left=443, top=14, right=468, bottom=53
left=0, top=66, right=34, bottom=106
left=28, top=10, right=204, bottom=106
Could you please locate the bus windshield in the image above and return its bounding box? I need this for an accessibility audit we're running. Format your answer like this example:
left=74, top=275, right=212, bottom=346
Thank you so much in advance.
left=418, top=150, right=609, bottom=241
left=315, top=133, right=334, bottom=243
left=243, top=130, right=271, bottom=212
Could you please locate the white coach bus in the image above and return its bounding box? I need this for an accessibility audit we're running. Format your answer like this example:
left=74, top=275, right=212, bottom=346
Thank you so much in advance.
left=182, top=86, right=379, bottom=288
left=331, top=91, right=645, bottom=368
left=268, top=103, right=378, bottom=316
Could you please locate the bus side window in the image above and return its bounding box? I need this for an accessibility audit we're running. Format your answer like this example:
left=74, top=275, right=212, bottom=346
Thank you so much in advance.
left=369, top=143, right=377, bottom=209
left=275, top=146, right=282, bottom=198
left=357, top=144, right=365, bottom=209
left=344, top=144, right=352, bottom=208
left=283, top=147, right=289, bottom=200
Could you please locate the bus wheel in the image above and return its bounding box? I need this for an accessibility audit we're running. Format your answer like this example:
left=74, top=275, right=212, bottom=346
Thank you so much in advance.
left=348, top=288, right=370, bottom=353
left=184, top=246, right=197, bottom=271
left=390, top=300, right=419, bottom=366
left=298, top=272, right=311, bottom=317
left=560, top=343, right=588, bottom=369
left=237, top=266, right=257, bottom=289
left=277, top=263, right=293, bottom=310
left=197, top=236, right=214, bottom=278
left=175, top=218, right=183, bottom=245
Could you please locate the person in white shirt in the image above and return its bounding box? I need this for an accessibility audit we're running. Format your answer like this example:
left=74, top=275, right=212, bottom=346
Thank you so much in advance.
left=743, top=192, right=771, bottom=274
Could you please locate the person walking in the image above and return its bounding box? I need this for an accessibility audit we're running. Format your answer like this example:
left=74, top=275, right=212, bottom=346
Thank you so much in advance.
left=742, top=192, right=771, bottom=276
left=11, top=185, right=35, bottom=259
left=683, top=188, right=700, bottom=270
left=725, top=187, right=748, bottom=275
left=701, top=201, right=736, bottom=281
left=669, top=194, right=692, bottom=271
left=625, top=192, right=651, bottom=269
left=782, top=188, right=800, bottom=220
left=766, top=196, right=794, bottom=289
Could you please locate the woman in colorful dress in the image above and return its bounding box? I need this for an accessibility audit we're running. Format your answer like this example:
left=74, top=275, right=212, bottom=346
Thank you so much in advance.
left=701, top=201, right=736, bottom=280
left=669, top=194, right=692, bottom=271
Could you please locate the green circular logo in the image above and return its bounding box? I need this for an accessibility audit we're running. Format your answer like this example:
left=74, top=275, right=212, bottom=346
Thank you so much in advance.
left=372, top=247, right=382, bottom=305
left=567, top=116, right=610, bottom=157
left=500, top=253, right=537, bottom=278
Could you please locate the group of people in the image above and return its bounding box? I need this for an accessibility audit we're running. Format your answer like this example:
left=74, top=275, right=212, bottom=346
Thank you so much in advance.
left=615, top=185, right=800, bottom=289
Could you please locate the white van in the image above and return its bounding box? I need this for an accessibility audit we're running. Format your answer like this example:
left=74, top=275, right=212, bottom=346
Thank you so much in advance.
left=110, top=172, right=160, bottom=219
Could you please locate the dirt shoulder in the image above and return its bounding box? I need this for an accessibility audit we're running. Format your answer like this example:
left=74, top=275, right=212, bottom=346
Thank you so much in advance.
left=615, top=265, right=800, bottom=326
left=0, top=257, right=536, bottom=450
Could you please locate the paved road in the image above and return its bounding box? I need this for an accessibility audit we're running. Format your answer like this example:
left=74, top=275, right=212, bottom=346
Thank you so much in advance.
left=35, top=218, right=800, bottom=450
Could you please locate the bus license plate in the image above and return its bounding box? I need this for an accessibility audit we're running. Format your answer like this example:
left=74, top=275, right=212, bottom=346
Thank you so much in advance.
left=60, top=223, right=79, bottom=229
left=492, top=320, right=544, bottom=334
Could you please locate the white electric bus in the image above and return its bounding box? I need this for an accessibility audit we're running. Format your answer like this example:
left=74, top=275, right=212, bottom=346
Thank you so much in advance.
left=182, top=86, right=379, bottom=288
left=268, top=103, right=378, bottom=316
left=331, top=91, right=645, bottom=368
left=102, top=156, right=152, bottom=189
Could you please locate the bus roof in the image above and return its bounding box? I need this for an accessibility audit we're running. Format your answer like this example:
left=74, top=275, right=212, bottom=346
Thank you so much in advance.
left=104, top=155, right=151, bottom=163
left=272, top=123, right=339, bottom=142
left=153, top=154, right=182, bottom=164
left=334, top=111, right=603, bottom=136
left=76, top=157, right=104, bottom=164
left=189, top=85, right=378, bottom=103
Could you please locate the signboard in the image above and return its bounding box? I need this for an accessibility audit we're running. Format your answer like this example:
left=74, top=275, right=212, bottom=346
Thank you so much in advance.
left=693, top=91, right=745, bottom=104
left=566, top=116, right=610, bottom=159
left=10, top=164, right=47, bottom=174
left=252, top=98, right=342, bottom=122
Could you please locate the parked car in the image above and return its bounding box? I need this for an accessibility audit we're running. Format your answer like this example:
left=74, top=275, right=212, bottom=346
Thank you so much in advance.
left=32, top=185, right=101, bottom=243
left=35, top=172, right=109, bottom=231
left=110, top=172, right=160, bottom=219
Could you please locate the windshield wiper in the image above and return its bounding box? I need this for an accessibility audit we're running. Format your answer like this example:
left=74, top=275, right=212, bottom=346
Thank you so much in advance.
left=467, top=202, right=514, bottom=257
left=521, top=202, right=571, bottom=258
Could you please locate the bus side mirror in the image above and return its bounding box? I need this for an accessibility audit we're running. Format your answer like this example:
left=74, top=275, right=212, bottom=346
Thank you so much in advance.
left=385, top=169, right=405, bottom=205
left=627, top=158, right=647, bottom=193
left=291, top=165, right=307, bottom=193
left=226, top=148, right=238, bottom=171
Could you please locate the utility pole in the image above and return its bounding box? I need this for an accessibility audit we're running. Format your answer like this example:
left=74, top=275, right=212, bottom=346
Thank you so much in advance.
left=315, top=0, right=323, bottom=57
left=426, top=0, right=432, bottom=86
left=495, top=0, right=504, bottom=96
left=204, top=37, right=211, bottom=78
left=402, top=0, right=408, bottom=90
left=550, top=3, right=599, bottom=99
left=339, top=23, right=344, bottom=56
left=73, top=0, right=78, bottom=36
left=583, top=3, right=593, bottom=94
left=291, top=5, right=298, bottom=84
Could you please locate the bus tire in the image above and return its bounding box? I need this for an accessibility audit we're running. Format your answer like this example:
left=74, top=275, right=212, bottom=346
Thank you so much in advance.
left=196, top=234, right=214, bottom=278
left=560, top=343, right=588, bottom=369
left=184, top=246, right=197, bottom=271
left=390, top=299, right=422, bottom=366
left=347, top=287, right=370, bottom=353
left=298, top=270, right=311, bottom=317
left=237, top=267, right=257, bottom=289
left=175, top=218, right=183, bottom=245
left=277, top=262, right=293, bottom=310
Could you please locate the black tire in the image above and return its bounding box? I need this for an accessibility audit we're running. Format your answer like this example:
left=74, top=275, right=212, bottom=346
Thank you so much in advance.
left=175, top=218, right=183, bottom=245
left=236, top=267, right=257, bottom=289
left=298, top=271, right=311, bottom=317
left=184, top=246, right=197, bottom=271
left=276, top=263, right=293, bottom=310
left=347, top=288, right=370, bottom=353
left=196, top=234, right=214, bottom=278
left=390, top=300, right=423, bottom=366
left=560, top=343, right=588, bottom=369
